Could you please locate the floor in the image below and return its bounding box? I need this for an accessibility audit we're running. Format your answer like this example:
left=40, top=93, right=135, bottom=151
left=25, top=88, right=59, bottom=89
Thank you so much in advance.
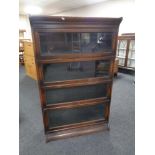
left=19, top=66, right=135, bottom=155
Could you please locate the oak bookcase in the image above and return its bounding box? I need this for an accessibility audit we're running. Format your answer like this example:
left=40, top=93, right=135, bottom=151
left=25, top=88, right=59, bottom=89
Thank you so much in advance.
left=29, top=16, right=122, bottom=142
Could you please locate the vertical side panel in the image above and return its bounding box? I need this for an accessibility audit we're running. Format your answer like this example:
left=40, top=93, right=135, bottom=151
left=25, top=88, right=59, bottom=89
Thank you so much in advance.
left=105, top=31, right=119, bottom=122
left=31, top=30, right=49, bottom=132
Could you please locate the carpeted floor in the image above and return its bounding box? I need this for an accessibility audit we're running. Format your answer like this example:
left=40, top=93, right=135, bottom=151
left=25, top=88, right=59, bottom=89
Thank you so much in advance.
left=19, top=65, right=135, bottom=155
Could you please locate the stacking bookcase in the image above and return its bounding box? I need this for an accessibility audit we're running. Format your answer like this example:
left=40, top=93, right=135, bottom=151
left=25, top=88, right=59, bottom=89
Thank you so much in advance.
left=29, top=16, right=122, bottom=142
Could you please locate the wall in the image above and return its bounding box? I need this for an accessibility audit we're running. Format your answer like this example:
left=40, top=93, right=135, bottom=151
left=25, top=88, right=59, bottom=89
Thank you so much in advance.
left=54, top=0, right=135, bottom=34
left=19, top=0, right=135, bottom=37
left=19, top=14, right=32, bottom=40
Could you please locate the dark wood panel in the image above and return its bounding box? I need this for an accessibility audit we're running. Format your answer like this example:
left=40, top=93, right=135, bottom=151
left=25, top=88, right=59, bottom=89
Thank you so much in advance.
left=30, top=16, right=123, bottom=28
left=38, top=55, right=115, bottom=64
left=44, top=97, right=109, bottom=110
left=30, top=16, right=122, bottom=22
left=118, top=35, right=135, bottom=40
left=47, top=119, right=106, bottom=133
left=32, top=32, right=47, bottom=108
left=43, top=110, right=49, bottom=132
left=40, top=51, right=114, bottom=59
left=32, top=32, right=49, bottom=132
left=30, top=16, right=122, bottom=34
left=42, top=77, right=112, bottom=89
left=35, top=28, right=118, bottom=33
left=46, top=122, right=109, bottom=142
left=32, top=24, right=119, bottom=29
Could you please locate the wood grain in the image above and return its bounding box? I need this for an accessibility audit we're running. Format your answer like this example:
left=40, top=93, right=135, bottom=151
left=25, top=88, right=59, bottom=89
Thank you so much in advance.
left=42, top=77, right=112, bottom=89
left=44, top=97, right=109, bottom=110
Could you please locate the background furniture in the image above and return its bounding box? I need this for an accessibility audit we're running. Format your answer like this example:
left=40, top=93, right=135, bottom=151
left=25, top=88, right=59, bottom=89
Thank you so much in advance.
left=24, top=41, right=37, bottom=80
left=116, top=33, right=135, bottom=70
left=19, top=30, right=26, bottom=65
left=114, top=59, right=119, bottom=76
left=19, top=40, right=24, bottom=65
left=30, top=16, right=122, bottom=142
left=19, top=29, right=31, bottom=65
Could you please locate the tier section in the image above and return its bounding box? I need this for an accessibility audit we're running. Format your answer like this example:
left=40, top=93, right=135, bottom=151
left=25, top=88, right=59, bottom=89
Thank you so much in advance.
left=38, top=32, right=113, bottom=56
left=45, top=83, right=108, bottom=105
left=43, top=60, right=111, bottom=82
left=47, top=103, right=106, bottom=128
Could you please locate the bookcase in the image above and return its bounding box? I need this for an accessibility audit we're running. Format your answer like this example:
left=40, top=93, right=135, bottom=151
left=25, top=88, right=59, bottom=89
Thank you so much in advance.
left=30, top=16, right=122, bottom=142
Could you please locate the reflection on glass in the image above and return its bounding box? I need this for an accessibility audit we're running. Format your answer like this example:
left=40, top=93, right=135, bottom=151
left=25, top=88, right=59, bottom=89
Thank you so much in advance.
left=128, top=40, right=135, bottom=59
left=118, top=40, right=127, bottom=49
left=129, top=40, right=135, bottom=50
left=128, top=50, right=135, bottom=59
left=43, top=60, right=110, bottom=82
left=127, top=59, right=135, bottom=68
left=117, top=40, right=127, bottom=66
left=117, top=40, right=127, bottom=58
left=48, top=104, right=105, bottom=128
left=117, top=49, right=126, bottom=58
left=118, top=58, right=125, bottom=66
left=45, top=84, right=107, bottom=105
left=39, top=32, right=113, bottom=55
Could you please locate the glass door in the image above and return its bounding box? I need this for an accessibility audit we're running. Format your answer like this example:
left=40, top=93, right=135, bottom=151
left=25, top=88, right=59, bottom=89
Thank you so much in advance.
left=39, top=32, right=113, bottom=56
left=127, top=40, right=135, bottom=68
left=117, top=40, right=127, bottom=66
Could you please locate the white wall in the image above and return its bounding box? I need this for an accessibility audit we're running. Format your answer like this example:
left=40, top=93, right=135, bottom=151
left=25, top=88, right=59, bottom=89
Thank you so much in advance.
left=54, top=0, right=135, bottom=34
left=19, top=0, right=135, bottom=37
left=19, top=15, right=32, bottom=40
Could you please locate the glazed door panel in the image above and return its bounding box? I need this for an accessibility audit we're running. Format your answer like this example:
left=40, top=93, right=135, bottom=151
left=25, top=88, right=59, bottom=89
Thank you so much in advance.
left=45, top=83, right=108, bottom=105
left=39, top=32, right=114, bottom=56
left=127, top=40, right=135, bottom=68
left=117, top=40, right=127, bottom=66
left=43, top=60, right=111, bottom=82
left=47, top=103, right=106, bottom=128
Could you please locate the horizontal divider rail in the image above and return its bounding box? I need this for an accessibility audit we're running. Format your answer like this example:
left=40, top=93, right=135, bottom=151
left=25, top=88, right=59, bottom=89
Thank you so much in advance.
left=38, top=55, right=115, bottom=64
left=44, top=97, right=110, bottom=110
left=40, top=51, right=114, bottom=59
left=46, top=118, right=107, bottom=133
left=42, top=77, right=112, bottom=89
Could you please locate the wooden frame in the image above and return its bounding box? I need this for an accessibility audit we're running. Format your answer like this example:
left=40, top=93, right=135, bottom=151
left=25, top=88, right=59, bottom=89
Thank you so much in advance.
left=30, top=16, right=122, bottom=142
